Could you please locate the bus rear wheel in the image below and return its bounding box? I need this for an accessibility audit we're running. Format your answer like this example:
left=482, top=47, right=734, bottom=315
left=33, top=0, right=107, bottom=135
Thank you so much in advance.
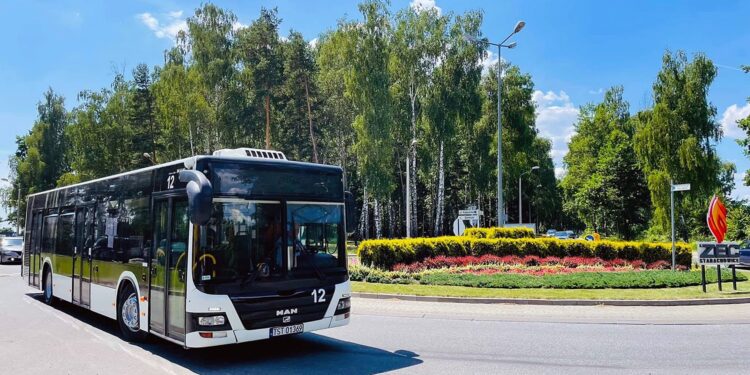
left=117, top=283, right=148, bottom=342
left=42, top=268, right=54, bottom=305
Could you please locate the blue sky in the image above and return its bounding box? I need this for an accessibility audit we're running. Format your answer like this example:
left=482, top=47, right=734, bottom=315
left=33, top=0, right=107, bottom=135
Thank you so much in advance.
left=0, top=0, right=749, bottom=219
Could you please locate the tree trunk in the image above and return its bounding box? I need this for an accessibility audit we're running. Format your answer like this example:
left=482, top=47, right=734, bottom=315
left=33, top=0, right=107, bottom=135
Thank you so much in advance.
left=304, top=76, right=319, bottom=163
left=434, top=140, right=445, bottom=235
left=374, top=198, right=383, bottom=239
left=360, top=187, right=369, bottom=240
left=264, top=94, right=271, bottom=149
left=409, top=88, right=418, bottom=238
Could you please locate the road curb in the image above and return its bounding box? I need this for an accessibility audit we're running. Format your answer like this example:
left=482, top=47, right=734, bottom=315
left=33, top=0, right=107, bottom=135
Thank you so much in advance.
left=351, top=292, right=750, bottom=306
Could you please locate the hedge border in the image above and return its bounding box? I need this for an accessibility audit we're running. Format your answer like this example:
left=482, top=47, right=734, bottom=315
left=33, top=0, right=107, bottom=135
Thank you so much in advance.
left=357, top=237, right=693, bottom=270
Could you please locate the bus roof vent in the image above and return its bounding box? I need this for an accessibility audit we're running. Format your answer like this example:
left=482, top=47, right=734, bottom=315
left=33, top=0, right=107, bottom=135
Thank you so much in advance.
left=212, top=148, right=288, bottom=161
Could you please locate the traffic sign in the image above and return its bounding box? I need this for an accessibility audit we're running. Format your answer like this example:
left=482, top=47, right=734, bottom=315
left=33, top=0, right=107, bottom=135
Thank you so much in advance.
left=672, top=183, right=691, bottom=192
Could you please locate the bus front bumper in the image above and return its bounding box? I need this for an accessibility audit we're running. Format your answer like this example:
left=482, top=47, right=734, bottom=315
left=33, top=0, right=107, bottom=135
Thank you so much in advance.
left=185, top=313, right=350, bottom=348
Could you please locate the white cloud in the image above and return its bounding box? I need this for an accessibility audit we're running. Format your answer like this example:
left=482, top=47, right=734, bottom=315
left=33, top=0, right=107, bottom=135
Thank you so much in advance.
left=588, top=88, right=603, bottom=95
left=532, top=90, right=580, bottom=172
left=554, top=167, right=567, bottom=179
left=720, top=103, right=750, bottom=139
left=410, top=0, right=441, bottom=15
left=232, top=21, right=247, bottom=32
left=309, top=37, right=319, bottom=48
left=480, top=50, right=500, bottom=75
left=732, top=171, right=750, bottom=201
left=137, top=11, right=187, bottom=41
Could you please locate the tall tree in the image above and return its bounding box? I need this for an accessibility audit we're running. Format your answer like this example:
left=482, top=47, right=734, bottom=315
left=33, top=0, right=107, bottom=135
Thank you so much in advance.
left=423, top=11, right=483, bottom=235
left=129, top=63, right=157, bottom=166
left=634, top=51, right=725, bottom=237
left=347, top=0, right=394, bottom=238
left=390, top=6, right=446, bottom=237
left=184, top=4, right=237, bottom=153
left=236, top=7, right=283, bottom=149
left=562, top=87, right=650, bottom=238
left=9, top=89, right=69, bottom=226
left=279, top=31, right=319, bottom=162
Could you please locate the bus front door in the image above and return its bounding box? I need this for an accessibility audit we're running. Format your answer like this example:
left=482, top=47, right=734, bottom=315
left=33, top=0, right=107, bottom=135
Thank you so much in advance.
left=150, top=197, right=188, bottom=341
left=72, top=206, right=93, bottom=306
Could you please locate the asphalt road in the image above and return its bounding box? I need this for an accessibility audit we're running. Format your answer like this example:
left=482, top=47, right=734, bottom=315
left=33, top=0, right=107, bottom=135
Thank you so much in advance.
left=2, top=263, right=750, bottom=374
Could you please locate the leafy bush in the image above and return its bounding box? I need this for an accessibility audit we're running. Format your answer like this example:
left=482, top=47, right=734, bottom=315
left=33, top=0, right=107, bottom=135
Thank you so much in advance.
left=357, top=237, right=693, bottom=270
left=349, top=265, right=746, bottom=289
left=463, top=227, right=535, bottom=239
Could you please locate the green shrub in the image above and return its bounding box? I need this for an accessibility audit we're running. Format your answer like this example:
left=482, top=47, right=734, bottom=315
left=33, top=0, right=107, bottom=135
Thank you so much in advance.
left=349, top=266, right=746, bottom=289
left=464, top=227, right=536, bottom=239
left=357, top=237, right=693, bottom=270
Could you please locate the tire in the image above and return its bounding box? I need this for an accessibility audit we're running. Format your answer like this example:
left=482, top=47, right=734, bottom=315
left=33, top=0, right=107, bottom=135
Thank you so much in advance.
left=117, top=283, right=148, bottom=342
left=42, top=267, right=54, bottom=305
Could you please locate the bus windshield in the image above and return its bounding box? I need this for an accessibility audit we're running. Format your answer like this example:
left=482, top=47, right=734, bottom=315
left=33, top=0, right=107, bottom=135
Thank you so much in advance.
left=193, top=199, right=345, bottom=288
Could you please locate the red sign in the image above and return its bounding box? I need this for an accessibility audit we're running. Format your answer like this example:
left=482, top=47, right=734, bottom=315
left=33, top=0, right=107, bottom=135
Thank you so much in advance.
left=706, top=195, right=727, bottom=243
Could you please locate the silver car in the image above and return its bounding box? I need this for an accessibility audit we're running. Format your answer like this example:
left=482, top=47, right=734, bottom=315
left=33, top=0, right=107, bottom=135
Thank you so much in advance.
left=0, top=237, right=23, bottom=264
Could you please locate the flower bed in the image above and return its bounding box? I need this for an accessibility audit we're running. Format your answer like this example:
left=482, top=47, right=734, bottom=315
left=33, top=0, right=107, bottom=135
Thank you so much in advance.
left=357, top=236, right=692, bottom=270
left=391, top=255, right=677, bottom=275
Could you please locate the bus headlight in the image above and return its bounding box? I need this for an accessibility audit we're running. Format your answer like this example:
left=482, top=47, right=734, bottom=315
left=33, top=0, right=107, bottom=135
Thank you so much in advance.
left=336, top=297, right=351, bottom=311
left=198, top=315, right=226, bottom=326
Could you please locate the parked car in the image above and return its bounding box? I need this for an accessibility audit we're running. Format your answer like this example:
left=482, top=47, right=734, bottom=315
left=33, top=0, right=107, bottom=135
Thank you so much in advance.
left=555, top=230, right=576, bottom=240
left=0, top=236, right=23, bottom=264
left=740, top=247, right=750, bottom=267
left=545, top=229, right=557, bottom=237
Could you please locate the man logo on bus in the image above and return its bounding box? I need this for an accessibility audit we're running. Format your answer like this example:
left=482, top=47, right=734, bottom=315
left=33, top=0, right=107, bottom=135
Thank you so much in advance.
left=277, top=308, right=298, bottom=316
left=707, top=195, right=727, bottom=243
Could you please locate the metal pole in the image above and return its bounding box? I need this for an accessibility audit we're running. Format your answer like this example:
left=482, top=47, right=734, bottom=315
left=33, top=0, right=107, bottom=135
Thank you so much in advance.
left=497, top=44, right=504, bottom=227
left=670, top=180, right=675, bottom=271
left=518, top=174, right=523, bottom=224
left=405, top=151, right=411, bottom=238
left=16, top=184, right=20, bottom=236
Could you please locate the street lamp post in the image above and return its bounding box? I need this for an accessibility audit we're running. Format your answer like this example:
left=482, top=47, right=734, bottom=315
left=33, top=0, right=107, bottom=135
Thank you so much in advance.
left=465, top=21, right=525, bottom=227
left=518, top=166, right=539, bottom=224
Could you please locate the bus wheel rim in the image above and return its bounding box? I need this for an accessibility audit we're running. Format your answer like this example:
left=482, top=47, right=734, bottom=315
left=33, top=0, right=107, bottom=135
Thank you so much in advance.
left=122, top=293, right=139, bottom=331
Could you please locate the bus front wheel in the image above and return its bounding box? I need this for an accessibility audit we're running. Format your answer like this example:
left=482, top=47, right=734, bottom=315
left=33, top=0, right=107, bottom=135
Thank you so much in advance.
left=117, top=283, right=148, bottom=342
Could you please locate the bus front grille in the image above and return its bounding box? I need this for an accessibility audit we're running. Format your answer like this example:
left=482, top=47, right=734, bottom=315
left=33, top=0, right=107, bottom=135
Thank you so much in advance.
left=231, top=285, right=335, bottom=330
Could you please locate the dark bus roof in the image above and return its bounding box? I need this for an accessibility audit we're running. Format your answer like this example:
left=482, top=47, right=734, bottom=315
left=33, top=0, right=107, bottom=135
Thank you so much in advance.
left=27, top=154, right=343, bottom=198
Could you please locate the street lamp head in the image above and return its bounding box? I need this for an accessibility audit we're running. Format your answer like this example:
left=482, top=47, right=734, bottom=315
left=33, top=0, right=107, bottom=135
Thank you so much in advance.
left=531, top=166, right=540, bottom=171
left=506, top=42, right=517, bottom=49
left=514, top=21, right=526, bottom=34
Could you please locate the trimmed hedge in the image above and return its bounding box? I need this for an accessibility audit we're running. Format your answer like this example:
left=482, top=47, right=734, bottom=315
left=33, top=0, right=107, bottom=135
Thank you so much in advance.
left=357, top=237, right=693, bottom=270
left=349, top=265, right=746, bottom=289
left=463, top=227, right=536, bottom=239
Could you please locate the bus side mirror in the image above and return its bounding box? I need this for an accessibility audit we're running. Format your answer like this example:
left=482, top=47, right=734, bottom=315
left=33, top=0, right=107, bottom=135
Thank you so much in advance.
left=179, top=170, right=213, bottom=225
left=344, top=191, right=356, bottom=234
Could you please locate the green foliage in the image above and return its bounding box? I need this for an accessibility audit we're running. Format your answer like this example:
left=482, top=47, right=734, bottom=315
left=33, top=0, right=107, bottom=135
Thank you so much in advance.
left=463, top=227, right=535, bottom=239
left=562, top=87, right=650, bottom=239
left=633, top=51, right=727, bottom=237
left=349, top=265, right=744, bottom=289
left=357, top=236, right=693, bottom=270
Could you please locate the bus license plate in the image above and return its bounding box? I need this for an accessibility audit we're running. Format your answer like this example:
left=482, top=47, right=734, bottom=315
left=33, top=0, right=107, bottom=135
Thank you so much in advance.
left=270, top=324, right=304, bottom=337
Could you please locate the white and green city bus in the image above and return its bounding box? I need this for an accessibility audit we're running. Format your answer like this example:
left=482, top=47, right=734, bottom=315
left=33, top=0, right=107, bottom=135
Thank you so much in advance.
left=21, top=148, right=353, bottom=348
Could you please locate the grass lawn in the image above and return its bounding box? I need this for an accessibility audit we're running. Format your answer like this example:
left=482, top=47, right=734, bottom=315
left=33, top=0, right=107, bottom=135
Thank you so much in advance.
left=351, top=279, right=750, bottom=300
